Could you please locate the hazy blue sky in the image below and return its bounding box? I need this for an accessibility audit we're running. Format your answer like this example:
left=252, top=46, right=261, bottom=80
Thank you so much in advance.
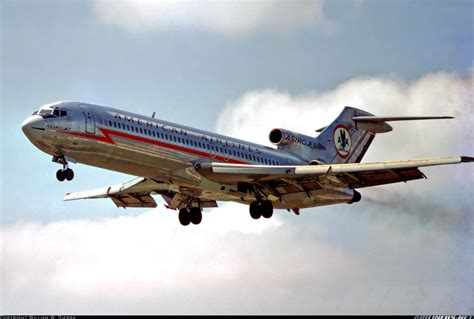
left=1, top=0, right=473, bottom=314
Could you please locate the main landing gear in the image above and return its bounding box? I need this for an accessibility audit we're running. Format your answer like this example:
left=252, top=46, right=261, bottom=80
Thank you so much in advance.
left=178, top=207, right=203, bottom=226
left=249, top=200, right=273, bottom=219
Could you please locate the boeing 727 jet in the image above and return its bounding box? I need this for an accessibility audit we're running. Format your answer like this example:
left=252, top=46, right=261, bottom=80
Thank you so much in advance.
left=22, top=102, right=473, bottom=226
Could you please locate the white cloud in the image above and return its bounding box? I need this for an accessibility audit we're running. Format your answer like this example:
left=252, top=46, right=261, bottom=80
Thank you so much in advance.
left=91, top=0, right=334, bottom=35
left=2, top=201, right=472, bottom=313
left=2, top=70, right=473, bottom=314
left=216, top=71, right=473, bottom=161
left=216, top=70, right=473, bottom=230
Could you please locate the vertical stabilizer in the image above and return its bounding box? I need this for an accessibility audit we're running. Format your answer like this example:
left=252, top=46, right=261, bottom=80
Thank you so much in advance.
left=314, top=107, right=387, bottom=164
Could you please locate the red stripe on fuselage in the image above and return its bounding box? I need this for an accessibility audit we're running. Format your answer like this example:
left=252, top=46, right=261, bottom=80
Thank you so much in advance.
left=63, top=128, right=249, bottom=164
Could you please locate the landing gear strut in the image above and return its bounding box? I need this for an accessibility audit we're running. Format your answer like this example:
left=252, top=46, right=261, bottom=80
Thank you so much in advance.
left=178, top=207, right=203, bottom=226
left=249, top=200, right=273, bottom=219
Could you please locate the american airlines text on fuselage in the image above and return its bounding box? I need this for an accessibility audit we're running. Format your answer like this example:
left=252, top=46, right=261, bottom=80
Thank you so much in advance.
left=112, top=112, right=262, bottom=154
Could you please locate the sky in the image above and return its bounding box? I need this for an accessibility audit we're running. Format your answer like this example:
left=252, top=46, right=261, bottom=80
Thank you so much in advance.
left=1, top=0, right=473, bottom=314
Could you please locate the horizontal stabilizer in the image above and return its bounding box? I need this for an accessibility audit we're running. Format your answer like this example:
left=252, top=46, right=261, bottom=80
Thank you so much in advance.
left=352, top=116, right=454, bottom=123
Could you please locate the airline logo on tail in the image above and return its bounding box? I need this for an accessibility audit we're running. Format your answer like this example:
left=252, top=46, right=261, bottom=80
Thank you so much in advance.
left=334, top=125, right=351, bottom=158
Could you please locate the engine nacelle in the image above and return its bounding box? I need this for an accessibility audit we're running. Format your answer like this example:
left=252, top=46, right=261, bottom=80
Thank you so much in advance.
left=269, top=128, right=324, bottom=161
left=269, top=128, right=320, bottom=149
left=348, top=190, right=362, bottom=204
left=268, top=128, right=325, bottom=164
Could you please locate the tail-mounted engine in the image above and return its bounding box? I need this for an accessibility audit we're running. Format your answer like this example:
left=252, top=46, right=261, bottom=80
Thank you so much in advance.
left=269, top=128, right=324, bottom=161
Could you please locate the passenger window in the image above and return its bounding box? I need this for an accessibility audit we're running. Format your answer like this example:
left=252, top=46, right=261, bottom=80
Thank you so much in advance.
left=139, top=128, right=143, bottom=134
left=113, top=122, right=117, bottom=128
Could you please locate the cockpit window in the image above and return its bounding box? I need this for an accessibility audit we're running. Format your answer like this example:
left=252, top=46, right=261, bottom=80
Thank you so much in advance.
left=36, top=106, right=68, bottom=118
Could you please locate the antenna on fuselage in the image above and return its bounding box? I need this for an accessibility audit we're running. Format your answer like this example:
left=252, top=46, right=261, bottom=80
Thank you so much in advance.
left=151, top=112, right=156, bottom=118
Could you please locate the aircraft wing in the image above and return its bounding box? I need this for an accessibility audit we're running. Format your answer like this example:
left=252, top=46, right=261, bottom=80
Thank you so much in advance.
left=64, top=177, right=168, bottom=208
left=64, top=177, right=219, bottom=209
left=195, top=156, right=473, bottom=191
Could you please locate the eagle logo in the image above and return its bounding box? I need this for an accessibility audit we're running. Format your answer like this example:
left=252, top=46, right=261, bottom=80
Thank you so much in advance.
left=333, top=125, right=351, bottom=159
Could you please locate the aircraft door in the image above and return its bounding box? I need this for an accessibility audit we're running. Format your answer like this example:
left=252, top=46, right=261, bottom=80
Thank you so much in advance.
left=80, top=105, right=96, bottom=134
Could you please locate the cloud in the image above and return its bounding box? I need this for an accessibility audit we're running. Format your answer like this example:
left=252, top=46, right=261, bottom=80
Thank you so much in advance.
left=216, top=70, right=474, bottom=231
left=216, top=71, right=473, bottom=158
left=91, top=0, right=335, bottom=36
left=2, top=202, right=472, bottom=314
left=2, top=70, right=473, bottom=314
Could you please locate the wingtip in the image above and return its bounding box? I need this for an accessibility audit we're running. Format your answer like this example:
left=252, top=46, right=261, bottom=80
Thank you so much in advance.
left=461, top=156, right=474, bottom=163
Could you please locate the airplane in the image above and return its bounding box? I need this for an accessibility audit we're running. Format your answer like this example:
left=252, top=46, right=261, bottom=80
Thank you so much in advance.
left=22, top=101, right=473, bottom=226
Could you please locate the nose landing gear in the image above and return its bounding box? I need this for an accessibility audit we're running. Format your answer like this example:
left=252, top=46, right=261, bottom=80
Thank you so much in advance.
left=56, top=167, right=74, bottom=181
left=53, top=156, right=74, bottom=182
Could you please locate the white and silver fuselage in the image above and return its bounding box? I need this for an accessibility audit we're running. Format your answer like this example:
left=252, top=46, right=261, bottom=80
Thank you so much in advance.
left=22, top=101, right=356, bottom=209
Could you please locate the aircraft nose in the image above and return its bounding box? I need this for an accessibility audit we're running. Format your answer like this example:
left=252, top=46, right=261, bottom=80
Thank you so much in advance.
left=21, top=115, right=44, bottom=141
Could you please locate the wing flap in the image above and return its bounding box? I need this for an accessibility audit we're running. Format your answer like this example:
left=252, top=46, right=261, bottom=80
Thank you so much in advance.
left=338, top=167, right=425, bottom=188
left=110, top=193, right=157, bottom=208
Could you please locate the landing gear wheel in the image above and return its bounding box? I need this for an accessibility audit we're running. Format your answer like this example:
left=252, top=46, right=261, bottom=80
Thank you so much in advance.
left=190, top=207, right=202, bottom=225
left=261, top=200, right=273, bottom=219
left=65, top=168, right=74, bottom=181
left=249, top=201, right=262, bottom=219
left=178, top=208, right=191, bottom=226
left=56, top=169, right=65, bottom=182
